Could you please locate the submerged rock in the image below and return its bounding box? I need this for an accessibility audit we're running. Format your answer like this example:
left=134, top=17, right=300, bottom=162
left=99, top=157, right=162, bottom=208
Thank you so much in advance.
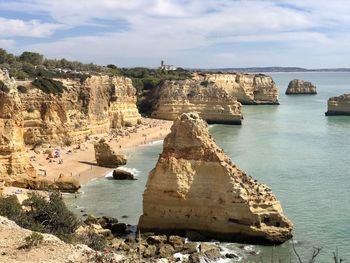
left=286, top=79, right=317, bottom=95
left=325, top=93, right=350, bottom=116
left=94, top=139, right=127, bottom=168
left=138, top=112, right=293, bottom=244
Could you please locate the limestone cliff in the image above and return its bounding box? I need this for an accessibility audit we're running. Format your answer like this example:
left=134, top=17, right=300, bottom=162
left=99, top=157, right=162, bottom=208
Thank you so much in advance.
left=325, top=94, right=350, bottom=116
left=286, top=79, right=317, bottom=95
left=0, top=70, right=36, bottom=185
left=151, top=79, right=242, bottom=124
left=193, top=73, right=279, bottom=105
left=138, top=113, right=293, bottom=244
left=19, top=76, right=141, bottom=146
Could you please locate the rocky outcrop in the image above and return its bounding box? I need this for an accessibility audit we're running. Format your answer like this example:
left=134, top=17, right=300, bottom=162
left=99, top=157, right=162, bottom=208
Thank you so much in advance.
left=0, top=70, right=37, bottom=186
left=112, top=169, right=135, bottom=180
left=19, top=75, right=141, bottom=146
left=151, top=79, right=242, bottom=124
left=54, top=174, right=80, bottom=193
left=286, top=79, right=317, bottom=95
left=138, top=112, right=293, bottom=244
left=193, top=73, right=279, bottom=105
left=94, top=139, right=127, bottom=168
left=325, top=94, right=350, bottom=116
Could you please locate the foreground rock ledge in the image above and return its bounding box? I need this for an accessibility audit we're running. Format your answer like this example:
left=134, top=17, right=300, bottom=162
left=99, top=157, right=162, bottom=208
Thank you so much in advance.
left=138, top=112, right=293, bottom=244
left=325, top=94, right=350, bottom=116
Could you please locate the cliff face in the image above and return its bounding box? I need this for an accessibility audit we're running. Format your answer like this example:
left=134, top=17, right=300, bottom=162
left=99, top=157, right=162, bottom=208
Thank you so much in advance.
left=194, top=73, right=279, bottom=105
left=0, top=70, right=36, bottom=185
left=19, top=76, right=141, bottom=145
left=286, top=79, right=317, bottom=95
left=138, top=113, right=293, bottom=244
left=151, top=79, right=242, bottom=124
left=325, top=94, right=350, bottom=116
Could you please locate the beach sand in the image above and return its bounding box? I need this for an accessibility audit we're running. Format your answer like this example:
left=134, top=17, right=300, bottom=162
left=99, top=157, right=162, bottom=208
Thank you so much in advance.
left=28, top=118, right=172, bottom=185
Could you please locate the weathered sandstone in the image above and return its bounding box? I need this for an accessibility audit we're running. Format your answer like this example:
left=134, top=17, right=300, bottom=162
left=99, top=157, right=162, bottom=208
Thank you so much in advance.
left=0, top=70, right=37, bottom=186
left=19, top=75, right=141, bottom=146
left=151, top=79, right=242, bottom=124
left=138, top=112, right=293, bottom=244
left=193, top=73, right=279, bottom=105
left=286, top=79, right=317, bottom=95
left=94, top=139, right=127, bottom=168
left=325, top=94, right=350, bottom=116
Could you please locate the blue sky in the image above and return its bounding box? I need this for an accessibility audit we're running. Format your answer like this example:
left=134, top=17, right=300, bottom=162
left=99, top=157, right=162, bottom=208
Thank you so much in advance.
left=0, top=0, right=349, bottom=68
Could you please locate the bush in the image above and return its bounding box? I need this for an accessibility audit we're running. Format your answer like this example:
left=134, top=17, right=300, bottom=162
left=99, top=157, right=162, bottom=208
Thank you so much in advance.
left=19, top=232, right=44, bottom=249
left=0, top=193, right=81, bottom=241
left=17, top=85, right=28, bottom=93
left=32, top=78, right=66, bottom=94
left=77, top=231, right=107, bottom=251
left=23, top=193, right=81, bottom=239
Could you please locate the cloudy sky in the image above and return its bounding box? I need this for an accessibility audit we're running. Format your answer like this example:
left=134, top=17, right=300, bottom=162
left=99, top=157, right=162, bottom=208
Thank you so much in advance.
left=0, top=0, right=349, bottom=68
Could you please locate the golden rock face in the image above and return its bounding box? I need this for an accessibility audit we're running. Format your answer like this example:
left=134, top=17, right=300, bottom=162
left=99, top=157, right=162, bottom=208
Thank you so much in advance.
left=0, top=70, right=37, bottom=185
left=138, top=112, right=293, bottom=244
left=19, top=75, right=141, bottom=146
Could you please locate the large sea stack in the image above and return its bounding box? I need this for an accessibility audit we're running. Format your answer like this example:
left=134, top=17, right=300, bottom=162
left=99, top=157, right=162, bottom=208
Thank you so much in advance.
left=138, top=113, right=293, bottom=244
left=286, top=79, right=317, bottom=95
left=325, top=94, right=350, bottom=116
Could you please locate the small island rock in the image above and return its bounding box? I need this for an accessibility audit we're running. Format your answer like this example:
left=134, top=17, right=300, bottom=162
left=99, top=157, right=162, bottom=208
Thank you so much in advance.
left=112, top=169, right=135, bottom=180
left=286, top=79, right=317, bottom=95
left=325, top=93, right=350, bottom=116
left=94, top=139, right=127, bottom=168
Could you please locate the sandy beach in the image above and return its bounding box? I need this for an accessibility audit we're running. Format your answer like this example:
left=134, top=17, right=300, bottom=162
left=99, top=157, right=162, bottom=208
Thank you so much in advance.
left=28, top=118, right=172, bottom=185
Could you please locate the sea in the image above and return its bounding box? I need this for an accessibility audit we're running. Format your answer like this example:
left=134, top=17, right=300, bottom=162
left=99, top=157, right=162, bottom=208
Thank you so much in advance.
left=65, top=72, right=350, bottom=262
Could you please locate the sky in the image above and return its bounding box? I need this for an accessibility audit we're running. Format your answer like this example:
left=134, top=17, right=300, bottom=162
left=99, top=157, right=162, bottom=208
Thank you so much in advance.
left=0, top=0, right=350, bottom=68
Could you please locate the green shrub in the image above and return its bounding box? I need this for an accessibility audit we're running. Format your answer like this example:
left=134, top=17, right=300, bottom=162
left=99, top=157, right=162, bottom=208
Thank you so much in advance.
left=23, top=193, right=81, bottom=238
left=77, top=230, right=107, bottom=251
left=0, top=193, right=81, bottom=241
left=17, top=85, right=28, bottom=93
left=32, top=78, right=66, bottom=94
left=200, top=80, right=209, bottom=87
left=19, top=232, right=44, bottom=249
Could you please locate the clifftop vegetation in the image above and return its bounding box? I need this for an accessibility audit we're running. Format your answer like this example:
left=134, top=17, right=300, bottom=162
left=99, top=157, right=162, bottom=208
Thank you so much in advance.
left=0, top=48, right=191, bottom=113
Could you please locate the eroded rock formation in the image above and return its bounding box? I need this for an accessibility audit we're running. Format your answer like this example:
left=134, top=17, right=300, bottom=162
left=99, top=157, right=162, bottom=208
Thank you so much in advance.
left=193, top=73, right=279, bottom=105
left=138, top=112, right=293, bottom=244
left=151, top=79, right=242, bottom=124
left=94, top=139, right=127, bottom=168
left=0, top=70, right=37, bottom=186
left=325, top=94, right=350, bottom=116
left=286, top=79, right=317, bottom=95
left=19, top=75, right=141, bottom=146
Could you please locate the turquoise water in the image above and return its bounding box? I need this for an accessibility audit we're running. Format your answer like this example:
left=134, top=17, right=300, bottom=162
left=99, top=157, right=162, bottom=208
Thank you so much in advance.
left=66, top=72, right=350, bottom=262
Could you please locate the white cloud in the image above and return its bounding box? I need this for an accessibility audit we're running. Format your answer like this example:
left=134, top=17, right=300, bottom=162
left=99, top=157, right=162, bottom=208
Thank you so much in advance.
left=1, top=0, right=350, bottom=67
left=0, top=17, right=63, bottom=37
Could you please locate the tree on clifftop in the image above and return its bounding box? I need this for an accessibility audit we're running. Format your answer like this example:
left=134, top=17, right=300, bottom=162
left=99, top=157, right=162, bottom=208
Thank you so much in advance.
left=19, top=51, right=44, bottom=65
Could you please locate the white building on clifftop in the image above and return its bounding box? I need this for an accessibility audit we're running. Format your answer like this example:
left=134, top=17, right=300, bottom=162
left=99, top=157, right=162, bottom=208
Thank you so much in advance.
left=159, top=60, right=177, bottom=71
